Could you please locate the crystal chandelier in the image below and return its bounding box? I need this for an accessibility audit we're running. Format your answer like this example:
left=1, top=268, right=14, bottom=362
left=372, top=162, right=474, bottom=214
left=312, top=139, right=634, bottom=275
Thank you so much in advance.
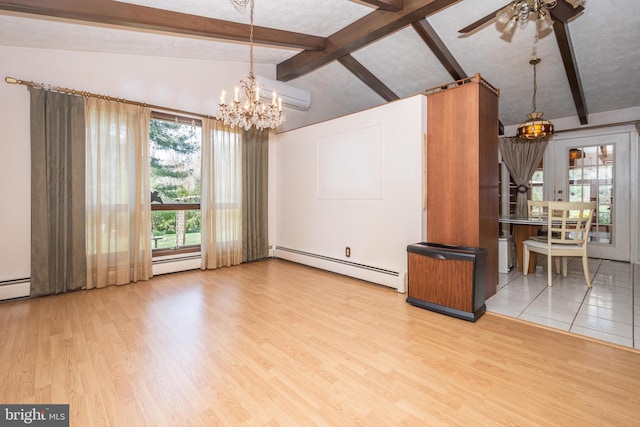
left=216, top=0, right=285, bottom=130
left=516, top=56, right=554, bottom=140
left=496, top=0, right=585, bottom=37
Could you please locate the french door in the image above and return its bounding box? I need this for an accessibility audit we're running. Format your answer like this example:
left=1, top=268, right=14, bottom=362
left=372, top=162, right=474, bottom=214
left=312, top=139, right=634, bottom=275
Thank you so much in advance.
left=546, top=129, right=631, bottom=261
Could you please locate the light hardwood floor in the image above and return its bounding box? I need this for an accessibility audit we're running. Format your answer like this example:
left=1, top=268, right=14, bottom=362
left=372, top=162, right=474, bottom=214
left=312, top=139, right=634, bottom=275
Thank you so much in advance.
left=1, top=259, right=639, bottom=426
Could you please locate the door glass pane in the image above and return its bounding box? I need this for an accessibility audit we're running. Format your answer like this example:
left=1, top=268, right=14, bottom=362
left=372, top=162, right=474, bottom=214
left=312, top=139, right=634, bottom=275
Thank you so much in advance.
left=567, top=145, right=614, bottom=245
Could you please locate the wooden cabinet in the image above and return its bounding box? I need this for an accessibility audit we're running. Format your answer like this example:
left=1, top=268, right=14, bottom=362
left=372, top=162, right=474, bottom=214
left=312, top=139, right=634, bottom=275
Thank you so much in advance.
left=425, top=74, right=499, bottom=298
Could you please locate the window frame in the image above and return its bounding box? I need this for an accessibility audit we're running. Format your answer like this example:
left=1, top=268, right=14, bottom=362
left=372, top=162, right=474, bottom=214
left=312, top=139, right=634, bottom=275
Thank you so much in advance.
left=149, top=112, right=203, bottom=257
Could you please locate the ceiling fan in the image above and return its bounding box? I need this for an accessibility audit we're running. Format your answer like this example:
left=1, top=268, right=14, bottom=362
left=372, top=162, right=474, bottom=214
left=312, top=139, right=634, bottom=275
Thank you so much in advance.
left=458, top=0, right=585, bottom=35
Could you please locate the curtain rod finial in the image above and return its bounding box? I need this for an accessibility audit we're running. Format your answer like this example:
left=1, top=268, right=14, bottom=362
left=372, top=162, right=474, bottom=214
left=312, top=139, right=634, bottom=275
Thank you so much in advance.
left=5, top=76, right=19, bottom=84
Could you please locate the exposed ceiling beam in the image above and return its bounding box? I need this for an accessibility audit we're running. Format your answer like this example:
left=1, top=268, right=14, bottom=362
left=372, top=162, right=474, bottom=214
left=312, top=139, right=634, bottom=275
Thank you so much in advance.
left=338, top=54, right=399, bottom=102
left=0, top=0, right=326, bottom=51
left=411, top=18, right=466, bottom=81
left=357, top=0, right=405, bottom=12
left=412, top=18, right=504, bottom=135
left=277, top=0, right=461, bottom=82
left=553, top=20, right=588, bottom=124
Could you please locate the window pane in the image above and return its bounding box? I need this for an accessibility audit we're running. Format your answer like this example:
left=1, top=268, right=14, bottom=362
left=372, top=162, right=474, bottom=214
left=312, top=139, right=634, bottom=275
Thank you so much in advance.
left=567, top=144, right=615, bottom=246
left=151, top=210, right=201, bottom=249
left=530, top=165, right=543, bottom=201
left=150, top=119, right=201, bottom=203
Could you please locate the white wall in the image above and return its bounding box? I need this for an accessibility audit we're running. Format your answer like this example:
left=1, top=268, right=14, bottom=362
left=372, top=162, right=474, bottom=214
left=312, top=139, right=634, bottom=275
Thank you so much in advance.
left=0, top=45, right=346, bottom=283
left=274, top=95, right=426, bottom=291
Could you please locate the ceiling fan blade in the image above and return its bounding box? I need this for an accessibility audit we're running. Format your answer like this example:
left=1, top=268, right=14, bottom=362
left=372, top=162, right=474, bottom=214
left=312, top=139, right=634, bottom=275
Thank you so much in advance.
left=458, top=5, right=507, bottom=34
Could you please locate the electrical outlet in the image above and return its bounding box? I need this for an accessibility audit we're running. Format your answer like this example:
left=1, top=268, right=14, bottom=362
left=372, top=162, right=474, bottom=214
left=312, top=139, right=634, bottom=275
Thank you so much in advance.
left=345, top=246, right=351, bottom=258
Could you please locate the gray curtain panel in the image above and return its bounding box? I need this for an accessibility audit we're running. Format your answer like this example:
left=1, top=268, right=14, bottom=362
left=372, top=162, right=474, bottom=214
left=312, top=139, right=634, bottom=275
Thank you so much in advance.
left=242, top=128, right=269, bottom=262
left=29, top=88, right=86, bottom=297
left=498, top=136, right=548, bottom=217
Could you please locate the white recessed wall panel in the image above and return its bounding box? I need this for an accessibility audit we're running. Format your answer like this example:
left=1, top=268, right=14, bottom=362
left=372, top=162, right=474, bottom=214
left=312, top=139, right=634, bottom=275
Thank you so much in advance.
left=317, top=124, right=384, bottom=199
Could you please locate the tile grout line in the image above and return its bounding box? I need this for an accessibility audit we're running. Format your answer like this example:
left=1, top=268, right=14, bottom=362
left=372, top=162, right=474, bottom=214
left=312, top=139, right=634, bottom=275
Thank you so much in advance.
left=517, top=277, right=548, bottom=320
left=568, top=258, right=601, bottom=331
left=577, top=260, right=637, bottom=345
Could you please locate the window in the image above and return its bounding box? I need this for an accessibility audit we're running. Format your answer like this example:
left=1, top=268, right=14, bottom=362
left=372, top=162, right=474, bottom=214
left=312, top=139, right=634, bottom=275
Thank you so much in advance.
left=149, top=113, right=202, bottom=254
left=530, top=160, right=544, bottom=202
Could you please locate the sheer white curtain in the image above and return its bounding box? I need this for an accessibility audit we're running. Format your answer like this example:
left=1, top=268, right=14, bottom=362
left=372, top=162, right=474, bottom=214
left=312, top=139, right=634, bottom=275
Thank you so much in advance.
left=85, top=98, right=152, bottom=288
left=201, top=118, right=243, bottom=269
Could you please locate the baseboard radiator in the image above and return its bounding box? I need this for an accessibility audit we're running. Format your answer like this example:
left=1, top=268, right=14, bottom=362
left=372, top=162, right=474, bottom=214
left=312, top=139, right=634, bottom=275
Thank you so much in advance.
left=152, top=254, right=201, bottom=276
left=274, top=246, right=406, bottom=293
left=0, top=256, right=201, bottom=302
left=0, top=250, right=407, bottom=301
left=0, top=278, right=30, bottom=301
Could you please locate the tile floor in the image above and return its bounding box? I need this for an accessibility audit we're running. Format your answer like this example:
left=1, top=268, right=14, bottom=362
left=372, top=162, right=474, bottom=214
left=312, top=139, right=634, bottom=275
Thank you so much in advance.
left=486, top=256, right=639, bottom=350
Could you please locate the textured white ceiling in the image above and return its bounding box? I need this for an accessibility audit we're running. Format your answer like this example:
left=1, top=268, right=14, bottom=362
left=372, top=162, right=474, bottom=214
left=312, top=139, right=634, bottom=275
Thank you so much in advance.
left=119, top=0, right=373, bottom=36
left=1, top=0, right=639, bottom=128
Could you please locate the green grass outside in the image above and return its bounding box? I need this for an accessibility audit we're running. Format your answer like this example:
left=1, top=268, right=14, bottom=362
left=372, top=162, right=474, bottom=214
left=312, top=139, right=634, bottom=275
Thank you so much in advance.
left=152, top=232, right=201, bottom=249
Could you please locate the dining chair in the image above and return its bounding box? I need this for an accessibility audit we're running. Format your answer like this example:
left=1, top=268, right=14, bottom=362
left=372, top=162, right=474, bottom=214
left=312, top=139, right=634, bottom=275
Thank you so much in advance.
left=522, top=201, right=596, bottom=287
left=527, top=200, right=550, bottom=241
left=527, top=200, right=549, bottom=219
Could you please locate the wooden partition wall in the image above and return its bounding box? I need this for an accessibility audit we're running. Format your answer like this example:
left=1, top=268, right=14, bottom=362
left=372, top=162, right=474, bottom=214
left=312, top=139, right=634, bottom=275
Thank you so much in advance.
left=426, top=74, right=499, bottom=298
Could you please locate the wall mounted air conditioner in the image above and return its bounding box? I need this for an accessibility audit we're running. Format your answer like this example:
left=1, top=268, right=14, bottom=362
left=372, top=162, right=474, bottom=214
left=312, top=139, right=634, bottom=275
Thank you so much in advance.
left=256, top=75, right=311, bottom=111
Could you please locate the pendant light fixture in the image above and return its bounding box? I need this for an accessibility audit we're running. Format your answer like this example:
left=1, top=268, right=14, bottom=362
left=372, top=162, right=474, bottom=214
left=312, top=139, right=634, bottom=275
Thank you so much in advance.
left=516, top=35, right=554, bottom=140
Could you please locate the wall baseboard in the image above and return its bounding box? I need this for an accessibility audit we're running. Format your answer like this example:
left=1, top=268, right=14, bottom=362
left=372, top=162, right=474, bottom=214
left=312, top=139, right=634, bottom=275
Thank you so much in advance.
left=274, top=246, right=406, bottom=293
left=0, top=280, right=30, bottom=301
left=0, top=250, right=408, bottom=301
left=152, top=255, right=201, bottom=276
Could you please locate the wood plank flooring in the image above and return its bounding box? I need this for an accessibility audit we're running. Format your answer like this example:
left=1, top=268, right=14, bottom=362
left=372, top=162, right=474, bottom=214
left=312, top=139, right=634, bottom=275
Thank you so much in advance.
left=1, top=259, right=639, bottom=426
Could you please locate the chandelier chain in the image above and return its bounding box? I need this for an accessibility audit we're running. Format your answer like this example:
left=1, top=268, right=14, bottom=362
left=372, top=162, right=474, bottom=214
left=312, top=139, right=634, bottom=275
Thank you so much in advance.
left=532, top=60, right=537, bottom=113
left=231, top=0, right=255, bottom=76
left=249, top=0, right=254, bottom=76
left=532, top=33, right=538, bottom=113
